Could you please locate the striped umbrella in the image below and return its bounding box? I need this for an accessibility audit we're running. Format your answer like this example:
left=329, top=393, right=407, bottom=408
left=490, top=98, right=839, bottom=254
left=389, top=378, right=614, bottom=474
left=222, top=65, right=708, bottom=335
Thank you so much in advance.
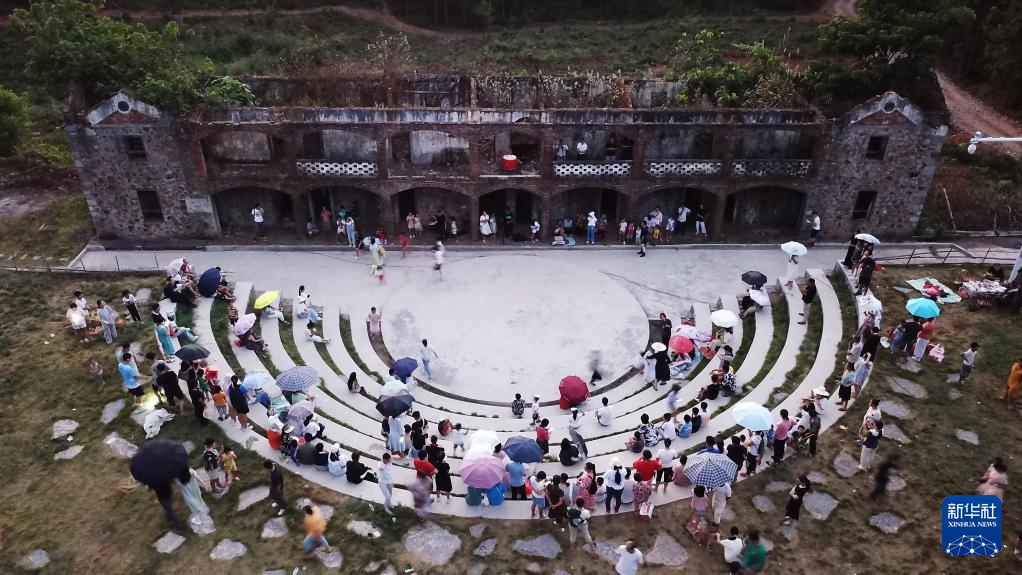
left=683, top=452, right=739, bottom=487
left=275, top=366, right=318, bottom=392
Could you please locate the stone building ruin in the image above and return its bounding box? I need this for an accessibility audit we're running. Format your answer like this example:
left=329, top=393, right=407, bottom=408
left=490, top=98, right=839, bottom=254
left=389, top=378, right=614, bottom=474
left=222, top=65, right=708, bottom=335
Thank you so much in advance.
left=66, top=76, right=948, bottom=242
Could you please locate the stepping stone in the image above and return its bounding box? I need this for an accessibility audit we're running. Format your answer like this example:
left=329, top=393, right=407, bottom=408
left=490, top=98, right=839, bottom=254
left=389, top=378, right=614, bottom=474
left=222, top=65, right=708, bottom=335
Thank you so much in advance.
left=883, top=423, right=912, bottom=444
left=182, top=440, right=195, bottom=454
left=19, top=549, right=50, bottom=570
left=526, top=562, right=541, bottom=573
left=946, top=374, right=960, bottom=384
left=718, top=506, right=736, bottom=521
left=766, top=481, right=790, bottom=492
left=154, top=531, right=186, bottom=554
left=467, top=564, right=487, bottom=575
left=237, top=486, right=269, bottom=511
left=761, top=537, right=774, bottom=552
left=806, top=471, right=827, bottom=484
left=100, top=399, right=126, bottom=424
left=404, top=522, right=462, bottom=566
left=887, top=377, right=927, bottom=399
left=474, top=538, right=497, bottom=557
left=210, top=539, right=247, bottom=560
left=346, top=520, right=381, bottom=539
left=948, top=388, right=962, bottom=400
left=135, top=287, right=152, bottom=303
left=469, top=523, right=487, bottom=539
left=780, top=523, right=798, bottom=541
left=955, top=429, right=979, bottom=445
left=870, top=512, right=905, bottom=534
left=645, top=533, right=688, bottom=567
left=803, top=492, right=839, bottom=520
left=380, top=567, right=397, bottom=575
left=314, top=547, right=343, bottom=570
left=54, top=445, right=84, bottom=460
left=52, top=419, right=79, bottom=438
left=261, top=517, right=288, bottom=539
left=189, top=513, right=216, bottom=536
left=888, top=475, right=906, bottom=492
left=263, top=571, right=287, bottom=575
left=103, top=432, right=138, bottom=458
left=752, top=495, right=775, bottom=512
left=593, top=540, right=624, bottom=564
left=879, top=401, right=912, bottom=419
left=363, top=561, right=380, bottom=573
left=833, top=451, right=858, bottom=478
left=296, top=498, right=334, bottom=521
left=513, top=534, right=562, bottom=559
left=896, top=359, right=922, bottom=374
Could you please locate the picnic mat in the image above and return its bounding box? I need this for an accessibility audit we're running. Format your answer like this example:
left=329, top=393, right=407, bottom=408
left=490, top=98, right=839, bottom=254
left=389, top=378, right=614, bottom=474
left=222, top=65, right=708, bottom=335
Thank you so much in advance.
left=906, top=278, right=962, bottom=304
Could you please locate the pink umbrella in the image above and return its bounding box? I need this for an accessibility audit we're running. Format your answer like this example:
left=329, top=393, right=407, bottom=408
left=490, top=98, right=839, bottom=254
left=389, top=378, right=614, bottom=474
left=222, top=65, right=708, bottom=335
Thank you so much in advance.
left=559, top=375, right=589, bottom=409
left=459, top=456, right=506, bottom=489
left=668, top=335, right=695, bottom=355
left=233, top=313, right=257, bottom=336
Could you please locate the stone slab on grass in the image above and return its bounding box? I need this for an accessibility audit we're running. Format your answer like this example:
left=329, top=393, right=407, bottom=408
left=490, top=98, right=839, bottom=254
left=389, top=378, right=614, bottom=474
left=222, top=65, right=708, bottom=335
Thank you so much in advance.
left=467, top=564, right=487, bottom=575
left=645, top=534, right=688, bottom=567
left=469, top=523, right=487, bottom=539
left=833, top=451, right=859, bottom=478
left=100, top=399, right=126, bottom=424
left=870, top=512, right=905, bottom=534
left=594, top=540, right=624, bottom=564
left=403, top=522, right=462, bottom=566
left=752, top=495, right=775, bottom=512
left=883, top=423, right=912, bottom=444
left=209, top=539, right=247, bottom=561
left=154, top=532, right=186, bottom=554
left=347, top=520, right=381, bottom=539
left=948, top=388, right=963, bottom=400
left=887, top=377, right=928, bottom=399
left=803, top=492, right=839, bottom=520
left=103, top=432, right=138, bottom=458
left=296, top=497, right=334, bottom=521
left=54, top=445, right=84, bottom=461
left=896, top=359, right=922, bottom=374
left=780, top=523, right=797, bottom=541
left=19, top=549, right=50, bottom=570
left=474, top=538, right=497, bottom=557
left=513, top=534, right=562, bottom=559
left=766, top=481, right=790, bottom=492
left=879, top=400, right=912, bottom=419
left=52, top=419, right=79, bottom=439
left=761, top=537, right=774, bottom=552
left=238, top=485, right=269, bottom=511
left=806, top=471, right=827, bottom=484
left=261, top=517, right=288, bottom=539
left=888, top=475, right=906, bottom=492
left=189, top=513, right=216, bottom=536
left=955, top=429, right=979, bottom=445
left=314, top=547, right=343, bottom=570
left=526, top=562, right=541, bottom=573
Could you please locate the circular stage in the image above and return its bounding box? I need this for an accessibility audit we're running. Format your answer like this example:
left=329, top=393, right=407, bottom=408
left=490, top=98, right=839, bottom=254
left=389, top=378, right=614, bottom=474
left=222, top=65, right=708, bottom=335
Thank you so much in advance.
left=381, top=254, right=648, bottom=400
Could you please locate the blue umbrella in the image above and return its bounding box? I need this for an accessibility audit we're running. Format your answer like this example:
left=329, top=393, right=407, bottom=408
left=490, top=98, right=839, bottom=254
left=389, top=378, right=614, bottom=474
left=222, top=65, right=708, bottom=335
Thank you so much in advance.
left=197, top=267, right=222, bottom=298
left=732, top=402, right=773, bottom=432
left=392, top=357, right=418, bottom=379
left=275, top=366, right=318, bottom=392
left=502, top=435, right=544, bottom=463
left=906, top=297, right=940, bottom=319
left=683, top=452, right=739, bottom=487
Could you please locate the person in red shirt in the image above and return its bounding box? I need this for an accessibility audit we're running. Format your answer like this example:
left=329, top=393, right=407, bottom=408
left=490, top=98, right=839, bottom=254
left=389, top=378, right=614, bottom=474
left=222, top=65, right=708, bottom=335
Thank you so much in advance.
left=633, top=449, right=662, bottom=483
left=413, top=451, right=437, bottom=477
left=399, top=233, right=410, bottom=259
left=536, top=418, right=550, bottom=454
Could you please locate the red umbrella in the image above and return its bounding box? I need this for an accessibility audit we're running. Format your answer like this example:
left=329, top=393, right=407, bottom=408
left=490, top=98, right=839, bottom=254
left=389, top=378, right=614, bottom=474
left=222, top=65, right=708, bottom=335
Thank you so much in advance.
left=558, top=375, right=589, bottom=409
left=668, top=335, right=695, bottom=355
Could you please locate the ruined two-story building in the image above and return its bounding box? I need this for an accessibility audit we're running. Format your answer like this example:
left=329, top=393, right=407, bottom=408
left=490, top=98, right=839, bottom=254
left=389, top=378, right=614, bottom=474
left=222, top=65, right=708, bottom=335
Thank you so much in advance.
left=66, top=76, right=948, bottom=242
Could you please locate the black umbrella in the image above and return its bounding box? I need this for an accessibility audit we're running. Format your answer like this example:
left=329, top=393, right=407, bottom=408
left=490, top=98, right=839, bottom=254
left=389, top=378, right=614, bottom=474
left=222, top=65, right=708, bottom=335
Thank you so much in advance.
left=174, top=344, right=210, bottom=361
left=197, top=267, right=222, bottom=298
left=741, top=271, right=768, bottom=286
left=376, top=390, right=415, bottom=417
left=129, top=440, right=189, bottom=487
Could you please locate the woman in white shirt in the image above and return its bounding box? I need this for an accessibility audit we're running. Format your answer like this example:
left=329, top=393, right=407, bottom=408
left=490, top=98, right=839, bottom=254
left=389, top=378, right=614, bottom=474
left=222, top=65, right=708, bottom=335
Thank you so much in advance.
left=602, top=459, right=626, bottom=513
left=378, top=452, right=394, bottom=514
left=479, top=211, right=492, bottom=242
left=306, top=321, right=330, bottom=344
left=619, top=468, right=636, bottom=506
left=296, top=286, right=319, bottom=324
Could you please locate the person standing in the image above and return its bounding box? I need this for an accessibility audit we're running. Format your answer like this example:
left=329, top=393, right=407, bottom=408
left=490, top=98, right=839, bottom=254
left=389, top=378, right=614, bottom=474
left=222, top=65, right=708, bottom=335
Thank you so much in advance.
left=858, top=420, right=884, bottom=471
left=479, top=211, right=492, bottom=243
left=507, top=458, right=528, bottom=501
left=302, top=504, right=334, bottom=554
left=856, top=255, right=876, bottom=295
left=586, top=211, right=597, bottom=245
left=711, top=481, right=732, bottom=526
left=769, top=409, right=793, bottom=465
left=366, top=307, right=382, bottom=340
left=568, top=408, right=588, bottom=458
left=121, top=290, right=142, bottom=322
left=536, top=418, right=550, bottom=454
left=96, top=300, right=118, bottom=344
left=740, top=529, right=768, bottom=573
left=344, top=215, right=357, bottom=248
left=1004, top=357, right=1022, bottom=402
left=576, top=139, right=588, bottom=160
left=783, top=474, right=811, bottom=525
left=603, top=459, right=625, bottom=513
left=871, top=453, right=900, bottom=501
left=378, top=452, right=395, bottom=514
left=615, top=540, right=645, bottom=575
left=555, top=139, right=569, bottom=161
left=658, top=312, right=672, bottom=345
left=119, top=353, right=144, bottom=408
left=694, top=204, right=707, bottom=236
left=807, top=210, right=821, bottom=246
left=567, top=497, right=595, bottom=552
left=913, top=318, right=935, bottom=361
left=227, top=375, right=250, bottom=430
left=503, top=207, right=514, bottom=241
left=797, top=278, right=816, bottom=325
left=783, top=255, right=800, bottom=291
left=264, top=460, right=287, bottom=515
left=958, top=342, right=980, bottom=385
left=716, top=526, right=745, bottom=566
left=433, top=241, right=445, bottom=279
left=252, top=203, right=265, bottom=239
left=420, top=339, right=438, bottom=380
left=677, top=204, right=690, bottom=236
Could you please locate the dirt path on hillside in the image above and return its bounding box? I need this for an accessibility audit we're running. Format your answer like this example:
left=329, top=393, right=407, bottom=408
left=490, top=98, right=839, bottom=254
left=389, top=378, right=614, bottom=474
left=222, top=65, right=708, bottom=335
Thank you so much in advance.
left=937, top=71, right=1022, bottom=158
left=816, top=0, right=857, bottom=19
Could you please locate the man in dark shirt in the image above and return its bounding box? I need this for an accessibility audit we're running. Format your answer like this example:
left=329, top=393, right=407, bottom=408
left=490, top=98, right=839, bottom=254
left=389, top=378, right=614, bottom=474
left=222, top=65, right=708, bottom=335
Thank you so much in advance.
left=798, top=278, right=817, bottom=325
left=424, top=435, right=445, bottom=466
left=264, top=460, right=287, bottom=515
left=726, top=435, right=747, bottom=472
left=901, top=319, right=922, bottom=357
left=659, top=313, right=673, bottom=345
left=155, top=363, right=184, bottom=413
left=690, top=407, right=703, bottom=433
left=297, top=433, right=318, bottom=466
left=346, top=452, right=375, bottom=483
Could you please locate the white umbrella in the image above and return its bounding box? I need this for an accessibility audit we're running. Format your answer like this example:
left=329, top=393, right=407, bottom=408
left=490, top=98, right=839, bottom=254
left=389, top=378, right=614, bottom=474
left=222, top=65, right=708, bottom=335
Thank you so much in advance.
left=651, top=342, right=667, bottom=353
left=676, top=324, right=702, bottom=339
left=860, top=296, right=882, bottom=315
left=749, top=289, right=770, bottom=307
left=780, top=241, right=808, bottom=256
left=709, top=309, right=739, bottom=328
left=166, top=258, right=185, bottom=277
left=466, top=429, right=501, bottom=458
left=380, top=379, right=407, bottom=395
left=855, top=233, right=881, bottom=245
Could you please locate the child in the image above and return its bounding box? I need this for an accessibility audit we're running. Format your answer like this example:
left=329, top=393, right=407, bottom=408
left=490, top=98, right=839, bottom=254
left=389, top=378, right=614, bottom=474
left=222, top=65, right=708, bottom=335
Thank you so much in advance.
left=88, top=357, right=104, bottom=388
left=677, top=414, right=692, bottom=438
left=619, top=219, right=628, bottom=245
left=690, top=407, right=703, bottom=433
left=530, top=471, right=548, bottom=519
left=449, top=220, right=458, bottom=238
left=689, top=485, right=709, bottom=523
left=665, top=216, right=675, bottom=242
left=837, top=361, right=855, bottom=411
left=626, top=222, right=635, bottom=244
left=212, top=384, right=228, bottom=421
left=530, top=395, right=541, bottom=428
left=626, top=431, right=644, bottom=453
left=530, top=220, right=540, bottom=242
left=399, top=233, right=409, bottom=259
left=449, top=423, right=465, bottom=456
left=202, top=439, right=225, bottom=494
left=227, top=300, right=239, bottom=325
left=958, top=342, right=980, bottom=385
left=121, top=290, right=142, bottom=322
left=220, top=445, right=239, bottom=484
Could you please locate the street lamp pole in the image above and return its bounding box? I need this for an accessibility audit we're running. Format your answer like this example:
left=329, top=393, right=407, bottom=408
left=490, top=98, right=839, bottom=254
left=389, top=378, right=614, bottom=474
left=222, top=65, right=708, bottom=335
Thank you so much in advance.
left=966, top=132, right=1022, bottom=283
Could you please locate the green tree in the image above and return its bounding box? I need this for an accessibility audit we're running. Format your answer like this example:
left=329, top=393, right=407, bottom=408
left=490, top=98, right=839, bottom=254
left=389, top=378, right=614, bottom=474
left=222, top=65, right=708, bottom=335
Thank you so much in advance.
left=0, top=86, right=30, bottom=157
left=984, top=0, right=1022, bottom=108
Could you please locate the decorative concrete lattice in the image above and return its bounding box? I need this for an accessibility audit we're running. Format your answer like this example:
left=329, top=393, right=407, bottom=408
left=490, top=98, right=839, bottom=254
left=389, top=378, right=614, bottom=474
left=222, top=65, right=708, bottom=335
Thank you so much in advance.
left=297, top=160, right=377, bottom=177
left=554, top=161, right=631, bottom=178
left=645, top=160, right=723, bottom=178
left=732, top=159, right=812, bottom=178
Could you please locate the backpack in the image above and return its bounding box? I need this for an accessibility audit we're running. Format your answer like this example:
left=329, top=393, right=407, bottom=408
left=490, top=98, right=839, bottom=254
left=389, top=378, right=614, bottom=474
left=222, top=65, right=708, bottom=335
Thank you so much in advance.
left=567, top=507, right=586, bottom=528
left=511, top=399, right=525, bottom=416
left=203, top=449, right=220, bottom=472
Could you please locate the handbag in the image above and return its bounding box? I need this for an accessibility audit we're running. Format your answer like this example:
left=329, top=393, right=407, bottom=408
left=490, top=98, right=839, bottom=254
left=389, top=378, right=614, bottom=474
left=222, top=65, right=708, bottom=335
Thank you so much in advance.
left=638, top=500, right=655, bottom=520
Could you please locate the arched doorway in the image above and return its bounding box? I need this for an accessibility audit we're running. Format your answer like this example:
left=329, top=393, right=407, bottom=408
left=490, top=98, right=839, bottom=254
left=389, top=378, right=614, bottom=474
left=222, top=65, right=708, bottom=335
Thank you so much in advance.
left=724, top=186, right=806, bottom=237
left=479, top=188, right=541, bottom=241
left=635, top=187, right=714, bottom=239
left=551, top=187, right=627, bottom=242
left=393, top=187, right=470, bottom=240
left=212, top=187, right=293, bottom=238
left=306, top=186, right=382, bottom=237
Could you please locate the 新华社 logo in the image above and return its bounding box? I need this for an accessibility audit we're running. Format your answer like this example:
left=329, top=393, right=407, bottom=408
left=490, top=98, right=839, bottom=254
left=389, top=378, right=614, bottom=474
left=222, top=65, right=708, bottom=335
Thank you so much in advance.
left=942, top=495, right=1002, bottom=556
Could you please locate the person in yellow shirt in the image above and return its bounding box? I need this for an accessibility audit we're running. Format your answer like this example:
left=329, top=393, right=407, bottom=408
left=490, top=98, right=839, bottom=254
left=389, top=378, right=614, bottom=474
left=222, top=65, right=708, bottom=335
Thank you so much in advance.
left=220, top=446, right=238, bottom=484
left=1004, top=357, right=1022, bottom=402
left=302, top=505, right=334, bottom=554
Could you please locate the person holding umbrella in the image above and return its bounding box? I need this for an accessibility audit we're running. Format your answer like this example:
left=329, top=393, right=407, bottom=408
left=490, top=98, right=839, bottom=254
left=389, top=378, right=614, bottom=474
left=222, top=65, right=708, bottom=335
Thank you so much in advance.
left=781, top=242, right=807, bottom=290
left=130, top=441, right=190, bottom=530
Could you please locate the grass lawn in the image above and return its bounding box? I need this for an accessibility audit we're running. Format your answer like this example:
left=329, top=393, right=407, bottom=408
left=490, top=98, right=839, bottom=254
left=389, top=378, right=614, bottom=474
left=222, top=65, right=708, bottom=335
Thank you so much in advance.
left=0, top=194, right=93, bottom=262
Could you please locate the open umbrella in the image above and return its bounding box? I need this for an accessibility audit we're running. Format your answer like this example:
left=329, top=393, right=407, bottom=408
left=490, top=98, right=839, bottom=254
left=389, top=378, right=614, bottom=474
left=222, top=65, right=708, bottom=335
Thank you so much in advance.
left=242, top=371, right=274, bottom=390
left=668, top=334, right=695, bottom=355
left=392, top=357, right=418, bottom=379
left=683, top=452, right=739, bottom=488
left=860, top=296, right=883, bottom=315
left=275, top=366, right=318, bottom=392
left=376, top=390, right=414, bottom=417
left=459, top=456, right=507, bottom=489
left=467, top=429, right=501, bottom=457
left=906, top=298, right=940, bottom=318
left=741, top=271, right=768, bottom=286
left=253, top=291, right=280, bottom=310
left=233, top=313, right=257, bottom=336
left=732, top=402, right=773, bottom=431
left=174, top=344, right=210, bottom=362
left=380, top=378, right=408, bottom=395
left=502, top=435, right=544, bottom=463
left=749, top=289, right=770, bottom=307
left=780, top=241, right=808, bottom=256
left=558, top=375, right=589, bottom=408
left=855, top=233, right=881, bottom=245
left=650, top=342, right=667, bottom=353
left=129, top=440, right=189, bottom=487
left=676, top=323, right=703, bottom=340
left=166, top=258, right=185, bottom=278
left=197, top=267, right=221, bottom=298
left=286, top=399, right=315, bottom=427
left=710, top=309, right=739, bottom=328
